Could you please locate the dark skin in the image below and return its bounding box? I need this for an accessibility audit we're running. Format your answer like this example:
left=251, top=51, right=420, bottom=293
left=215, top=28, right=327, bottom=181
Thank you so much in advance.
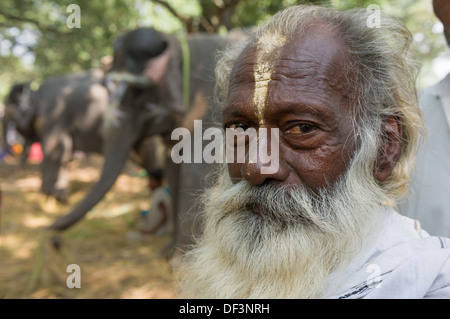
left=434, top=0, right=450, bottom=45
left=223, top=25, right=403, bottom=206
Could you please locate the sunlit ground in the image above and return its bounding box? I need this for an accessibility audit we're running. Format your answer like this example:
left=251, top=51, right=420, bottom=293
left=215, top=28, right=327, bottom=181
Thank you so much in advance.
left=0, top=154, right=178, bottom=299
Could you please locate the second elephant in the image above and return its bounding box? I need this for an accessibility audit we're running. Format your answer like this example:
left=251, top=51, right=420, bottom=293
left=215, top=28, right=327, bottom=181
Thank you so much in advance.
left=4, top=70, right=165, bottom=203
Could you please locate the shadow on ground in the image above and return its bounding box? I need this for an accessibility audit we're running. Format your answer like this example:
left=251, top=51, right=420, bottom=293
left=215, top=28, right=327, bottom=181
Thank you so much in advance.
left=0, top=155, right=178, bottom=299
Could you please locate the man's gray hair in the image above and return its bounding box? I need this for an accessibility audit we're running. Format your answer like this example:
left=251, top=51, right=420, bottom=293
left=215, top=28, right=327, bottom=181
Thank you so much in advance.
left=215, top=5, right=424, bottom=202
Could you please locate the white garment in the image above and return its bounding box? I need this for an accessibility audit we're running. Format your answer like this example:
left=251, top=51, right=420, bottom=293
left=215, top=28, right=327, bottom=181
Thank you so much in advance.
left=136, top=186, right=173, bottom=236
left=398, top=74, right=450, bottom=237
left=323, top=207, right=450, bottom=299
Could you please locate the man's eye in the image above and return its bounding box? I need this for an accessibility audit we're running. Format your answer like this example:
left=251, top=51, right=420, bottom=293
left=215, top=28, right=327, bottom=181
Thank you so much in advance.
left=286, top=123, right=316, bottom=134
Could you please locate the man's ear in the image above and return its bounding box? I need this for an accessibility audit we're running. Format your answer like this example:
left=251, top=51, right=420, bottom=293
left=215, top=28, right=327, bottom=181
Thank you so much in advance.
left=375, top=116, right=403, bottom=182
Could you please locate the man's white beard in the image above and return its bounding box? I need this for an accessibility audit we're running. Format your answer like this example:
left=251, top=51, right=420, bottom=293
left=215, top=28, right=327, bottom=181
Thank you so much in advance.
left=178, top=141, right=388, bottom=299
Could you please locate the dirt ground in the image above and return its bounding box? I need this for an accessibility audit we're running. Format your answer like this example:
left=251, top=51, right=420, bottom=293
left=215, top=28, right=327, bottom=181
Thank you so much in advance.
left=0, top=154, right=179, bottom=299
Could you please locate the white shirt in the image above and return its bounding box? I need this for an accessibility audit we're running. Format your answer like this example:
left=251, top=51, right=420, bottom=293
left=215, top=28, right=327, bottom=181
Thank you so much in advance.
left=398, top=74, right=450, bottom=237
left=324, top=207, right=450, bottom=299
left=137, top=186, right=173, bottom=236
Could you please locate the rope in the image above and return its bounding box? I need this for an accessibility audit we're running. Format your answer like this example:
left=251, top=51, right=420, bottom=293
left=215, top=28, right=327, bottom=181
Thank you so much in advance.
left=176, top=32, right=190, bottom=110
left=105, top=72, right=153, bottom=87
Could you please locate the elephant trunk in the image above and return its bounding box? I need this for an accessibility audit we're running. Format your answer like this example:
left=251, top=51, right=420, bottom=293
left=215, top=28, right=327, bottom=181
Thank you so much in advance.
left=48, top=83, right=138, bottom=231
left=48, top=126, right=137, bottom=231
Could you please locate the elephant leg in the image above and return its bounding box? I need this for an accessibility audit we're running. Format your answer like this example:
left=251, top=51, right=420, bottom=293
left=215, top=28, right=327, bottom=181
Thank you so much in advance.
left=136, top=137, right=178, bottom=260
left=160, top=150, right=181, bottom=260
left=53, top=165, right=70, bottom=203
left=20, top=139, right=33, bottom=165
left=137, top=135, right=166, bottom=188
left=41, top=131, right=72, bottom=203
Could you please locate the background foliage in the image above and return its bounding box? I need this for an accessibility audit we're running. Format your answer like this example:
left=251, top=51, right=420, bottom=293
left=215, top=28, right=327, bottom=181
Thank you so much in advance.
left=0, top=0, right=448, bottom=103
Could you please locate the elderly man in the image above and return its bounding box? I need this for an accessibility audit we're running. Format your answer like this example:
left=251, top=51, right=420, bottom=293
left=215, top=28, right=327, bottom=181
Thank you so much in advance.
left=178, top=5, right=450, bottom=298
left=397, top=0, right=450, bottom=238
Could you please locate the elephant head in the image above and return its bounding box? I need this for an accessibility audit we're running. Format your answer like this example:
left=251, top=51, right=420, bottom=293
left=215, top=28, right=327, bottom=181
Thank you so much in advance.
left=48, top=27, right=185, bottom=231
left=2, top=82, right=39, bottom=162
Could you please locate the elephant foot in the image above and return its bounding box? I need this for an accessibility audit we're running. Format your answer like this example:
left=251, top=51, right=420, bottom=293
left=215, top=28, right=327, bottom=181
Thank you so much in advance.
left=41, top=187, right=68, bottom=204
left=53, top=189, right=69, bottom=204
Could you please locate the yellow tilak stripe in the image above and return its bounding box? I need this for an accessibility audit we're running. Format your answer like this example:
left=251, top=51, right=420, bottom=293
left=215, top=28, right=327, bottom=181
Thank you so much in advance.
left=253, top=33, right=286, bottom=125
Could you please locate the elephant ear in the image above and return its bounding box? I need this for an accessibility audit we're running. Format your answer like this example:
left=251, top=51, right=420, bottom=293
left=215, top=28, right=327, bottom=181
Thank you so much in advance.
left=142, top=48, right=171, bottom=85
left=143, top=37, right=185, bottom=113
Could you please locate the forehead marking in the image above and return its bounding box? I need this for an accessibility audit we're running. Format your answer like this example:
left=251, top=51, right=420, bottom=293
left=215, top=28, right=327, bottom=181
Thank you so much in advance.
left=253, top=33, right=286, bottom=125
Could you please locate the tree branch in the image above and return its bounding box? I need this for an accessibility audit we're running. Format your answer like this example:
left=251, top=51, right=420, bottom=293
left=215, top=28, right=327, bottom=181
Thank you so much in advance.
left=213, top=0, right=242, bottom=31
left=150, top=0, right=191, bottom=25
left=0, top=10, right=58, bottom=33
left=150, top=0, right=219, bottom=33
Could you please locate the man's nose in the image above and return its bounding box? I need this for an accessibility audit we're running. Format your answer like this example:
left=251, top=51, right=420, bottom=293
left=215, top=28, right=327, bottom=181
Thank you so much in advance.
left=240, top=128, right=288, bottom=185
left=241, top=159, right=289, bottom=185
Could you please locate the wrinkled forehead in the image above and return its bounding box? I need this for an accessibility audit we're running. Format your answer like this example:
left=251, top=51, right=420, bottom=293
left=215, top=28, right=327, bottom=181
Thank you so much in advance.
left=229, top=23, right=353, bottom=98
left=280, top=26, right=351, bottom=81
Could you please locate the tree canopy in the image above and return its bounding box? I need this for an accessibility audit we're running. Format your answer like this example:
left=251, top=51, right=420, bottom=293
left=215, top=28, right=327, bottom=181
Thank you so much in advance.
left=0, top=0, right=448, bottom=102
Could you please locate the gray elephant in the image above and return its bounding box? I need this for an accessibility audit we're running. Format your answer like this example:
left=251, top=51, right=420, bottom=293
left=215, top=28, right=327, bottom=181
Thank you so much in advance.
left=48, top=27, right=250, bottom=259
left=3, top=70, right=165, bottom=203
left=2, top=82, right=40, bottom=163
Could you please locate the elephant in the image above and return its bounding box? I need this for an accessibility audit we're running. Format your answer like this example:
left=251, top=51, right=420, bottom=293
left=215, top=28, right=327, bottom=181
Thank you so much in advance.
left=47, top=27, right=251, bottom=259
left=3, top=70, right=166, bottom=203
left=2, top=82, right=40, bottom=163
